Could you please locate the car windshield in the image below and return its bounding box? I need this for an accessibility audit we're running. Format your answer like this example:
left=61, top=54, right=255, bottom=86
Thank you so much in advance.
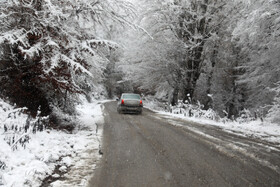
left=122, top=94, right=140, bottom=100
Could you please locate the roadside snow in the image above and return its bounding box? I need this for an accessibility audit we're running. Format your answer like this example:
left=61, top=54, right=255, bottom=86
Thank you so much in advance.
left=145, top=103, right=280, bottom=145
left=0, top=97, right=104, bottom=187
left=50, top=98, right=106, bottom=187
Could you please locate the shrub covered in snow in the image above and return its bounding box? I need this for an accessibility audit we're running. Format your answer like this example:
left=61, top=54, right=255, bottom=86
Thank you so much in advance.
left=145, top=97, right=265, bottom=124
left=0, top=98, right=50, bottom=185
left=0, top=98, right=47, bottom=151
left=168, top=100, right=221, bottom=121
left=0, top=97, right=104, bottom=186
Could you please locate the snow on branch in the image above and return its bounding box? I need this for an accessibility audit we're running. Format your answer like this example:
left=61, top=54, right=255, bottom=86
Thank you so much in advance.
left=0, top=29, right=29, bottom=47
left=18, top=42, right=42, bottom=59
left=109, top=12, right=154, bottom=40
left=87, top=39, right=120, bottom=49
left=45, top=39, right=60, bottom=48
left=60, top=54, right=92, bottom=77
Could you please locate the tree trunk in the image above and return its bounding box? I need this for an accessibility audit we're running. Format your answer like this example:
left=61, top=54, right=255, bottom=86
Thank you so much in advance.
left=171, top=87, right=179, bottom=106
left=205, top=45, right=218, bottom=110
left=184, top=41, right=205, bottom=103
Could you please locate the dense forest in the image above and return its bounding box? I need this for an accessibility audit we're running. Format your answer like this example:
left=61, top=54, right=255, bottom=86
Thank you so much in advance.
left=1, top=0, right=280, bottom=127
left=118, top=0, right=280, bottom=123
left=0, top=0, right=137, bottom=128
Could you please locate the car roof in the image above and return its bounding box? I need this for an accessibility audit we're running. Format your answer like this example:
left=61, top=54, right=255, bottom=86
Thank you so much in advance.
left=122, top=93, right=140, bottom=95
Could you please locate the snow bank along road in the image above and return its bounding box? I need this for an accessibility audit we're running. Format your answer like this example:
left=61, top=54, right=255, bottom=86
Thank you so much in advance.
left=88, top=102, right=280, bottom=187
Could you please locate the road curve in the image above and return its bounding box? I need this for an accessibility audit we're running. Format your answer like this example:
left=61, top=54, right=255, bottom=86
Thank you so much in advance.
left=88, top=102, right=280, bottom=187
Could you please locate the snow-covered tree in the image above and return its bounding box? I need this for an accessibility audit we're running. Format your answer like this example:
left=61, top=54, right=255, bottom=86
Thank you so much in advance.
left=231, top=0, right=280, bottom=119
left=0, top=0, right=136, bottom=125
left=121, top=0, right=229, bottom=105
left=194, top=1, right=248, bottom=117
left=119, top=0, right=187, bottom=104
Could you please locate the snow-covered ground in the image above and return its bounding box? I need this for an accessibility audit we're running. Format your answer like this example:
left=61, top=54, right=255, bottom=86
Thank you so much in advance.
left=144, top=101, right=280, bottom=145
left=1, top=96, right=279, bottom=186
left=0, top=97, right=104, bottom=187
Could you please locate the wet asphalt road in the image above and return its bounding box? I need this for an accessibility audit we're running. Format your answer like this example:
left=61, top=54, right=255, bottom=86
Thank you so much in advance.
left=88, top=102, right=280, bottom=187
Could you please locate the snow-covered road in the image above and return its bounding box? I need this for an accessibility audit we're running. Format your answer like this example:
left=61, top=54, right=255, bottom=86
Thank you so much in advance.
left=1, top=99, right=280, bottom=186
left=89, top=101, right=280, bottom=186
